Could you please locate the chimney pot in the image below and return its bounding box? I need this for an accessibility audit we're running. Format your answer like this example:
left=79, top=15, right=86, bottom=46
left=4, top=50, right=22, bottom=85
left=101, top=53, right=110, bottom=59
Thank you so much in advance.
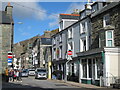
left=8, top=2, right=11, bottom=6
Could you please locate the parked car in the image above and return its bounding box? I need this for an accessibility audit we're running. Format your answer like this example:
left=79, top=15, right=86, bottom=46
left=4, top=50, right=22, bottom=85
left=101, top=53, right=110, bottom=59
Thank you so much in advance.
left=28, top=69, right=35, bottom=76
left=35, top=68, right=47, bottom=79
left=21, top=69, right=28, bottom=77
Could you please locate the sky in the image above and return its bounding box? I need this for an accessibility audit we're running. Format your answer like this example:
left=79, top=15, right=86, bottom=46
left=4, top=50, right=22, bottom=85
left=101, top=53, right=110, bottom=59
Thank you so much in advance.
left=1, top=1, right=95, bottom=43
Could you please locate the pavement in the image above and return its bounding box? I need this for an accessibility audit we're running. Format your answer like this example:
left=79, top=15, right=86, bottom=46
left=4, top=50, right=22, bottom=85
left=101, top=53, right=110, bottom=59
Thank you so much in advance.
left=48, top=79, right=120, bottom=90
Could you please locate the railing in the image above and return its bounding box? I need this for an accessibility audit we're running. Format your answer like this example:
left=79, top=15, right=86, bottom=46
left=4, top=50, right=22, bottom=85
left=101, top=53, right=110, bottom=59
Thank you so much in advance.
left=101, top=76, right=120, bottom=87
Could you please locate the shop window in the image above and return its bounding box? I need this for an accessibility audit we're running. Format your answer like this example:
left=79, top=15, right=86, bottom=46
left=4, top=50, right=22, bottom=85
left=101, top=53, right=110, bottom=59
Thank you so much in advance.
left=82, top=59, right=87, bottom=78
left=88, top=60, right=92, bottom=78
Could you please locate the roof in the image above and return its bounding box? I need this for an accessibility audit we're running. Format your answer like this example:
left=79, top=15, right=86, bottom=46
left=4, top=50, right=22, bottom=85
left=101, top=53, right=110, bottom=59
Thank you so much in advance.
left=91, top=2, right=120, bottom=18
left=59, top=13, right=80, bottom=20
left=0, top=11, right=14, bottom=24
left=60, top=13, right=80, bottom=16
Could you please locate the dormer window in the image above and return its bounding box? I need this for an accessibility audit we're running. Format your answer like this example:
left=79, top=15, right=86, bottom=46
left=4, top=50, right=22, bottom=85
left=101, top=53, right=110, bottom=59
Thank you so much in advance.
left=60, top=21, right=63, bottom=30
left=92, top=4, right=98, bottom=13
left=81, top=12, right=86, bottom=19
left=103, top=14, right=110, bottom=27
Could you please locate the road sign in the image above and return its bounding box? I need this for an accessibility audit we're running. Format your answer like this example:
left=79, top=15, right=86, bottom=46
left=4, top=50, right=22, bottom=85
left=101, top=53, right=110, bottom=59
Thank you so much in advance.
left=8, top=63, right=12, bottom=65
left=8, top=55, right=13, bottom=58
left=68, top=50, right=72, bottom=55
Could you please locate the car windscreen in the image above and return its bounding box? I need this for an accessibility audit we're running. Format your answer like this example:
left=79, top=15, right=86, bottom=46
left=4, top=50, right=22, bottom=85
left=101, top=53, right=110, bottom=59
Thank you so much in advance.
left=37, top=69, right=46, bottom=72
left=29, top=70, right=35, bottom=71
left=22, top=71, right=27, bottom=73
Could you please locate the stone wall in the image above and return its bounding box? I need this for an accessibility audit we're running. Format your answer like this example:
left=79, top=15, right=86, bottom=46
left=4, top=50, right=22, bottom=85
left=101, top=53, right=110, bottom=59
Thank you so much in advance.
left=91, top=5, right=120, bottom=49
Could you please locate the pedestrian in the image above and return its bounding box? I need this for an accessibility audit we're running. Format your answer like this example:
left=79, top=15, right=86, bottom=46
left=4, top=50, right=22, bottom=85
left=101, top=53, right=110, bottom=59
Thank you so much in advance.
left=11, top=69, right=14, bottom=82
left=5, top=67, right=9, bottom=82
left=8, top=69, right=12, bottom=82
left=14, top=70, right=17, bottom=81
left=19, top=69, right=22, bottom=82
left=16, top=70, right=19, bottom=82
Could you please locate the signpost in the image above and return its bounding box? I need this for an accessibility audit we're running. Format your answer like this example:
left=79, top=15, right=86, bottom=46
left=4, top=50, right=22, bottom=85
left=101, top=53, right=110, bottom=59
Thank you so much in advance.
left=8, top=51, right=13, bottom=67
left=65, top=50, right=72, bottom=82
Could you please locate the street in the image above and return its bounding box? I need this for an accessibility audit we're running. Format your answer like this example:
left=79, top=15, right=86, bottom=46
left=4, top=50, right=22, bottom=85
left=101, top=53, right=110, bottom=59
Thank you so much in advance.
left=2, top=76, right=119, bottom=90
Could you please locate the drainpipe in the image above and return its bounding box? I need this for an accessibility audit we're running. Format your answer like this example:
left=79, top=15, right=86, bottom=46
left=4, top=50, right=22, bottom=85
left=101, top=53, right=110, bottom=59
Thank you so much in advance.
left=100, top=51, right=105, bottom=87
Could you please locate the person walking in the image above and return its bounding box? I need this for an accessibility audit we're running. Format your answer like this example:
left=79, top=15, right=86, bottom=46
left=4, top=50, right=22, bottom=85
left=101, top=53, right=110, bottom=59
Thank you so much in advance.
left=16, top=70, right=19, bottom=82
left=19, top=69, right=22, bottom=82
left=5, top=68, right=9, bottom=82
left=11, top=69, right=14, bottom=82
left=14, top=70, right=17, bottom=81
left=9, top=69, right=13, bottom=82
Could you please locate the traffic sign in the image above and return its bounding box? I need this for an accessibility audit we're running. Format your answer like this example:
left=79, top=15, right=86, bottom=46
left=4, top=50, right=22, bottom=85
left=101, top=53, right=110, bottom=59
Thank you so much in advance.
left=68, top=50, right=72, bottom=55
left=8, top=63, right=12, bottom=65
left=8, top=55, right=13, bottom=58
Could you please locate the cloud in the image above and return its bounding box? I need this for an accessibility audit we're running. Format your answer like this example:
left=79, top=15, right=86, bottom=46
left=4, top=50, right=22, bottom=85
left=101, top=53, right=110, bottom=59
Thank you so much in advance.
left=48, top=13, right=59, bottom=28
left=2, top=2, right=47, bottom=20
left=21, top=32, right=31, bottom=36
left=65, top=2, right=85, bottom=14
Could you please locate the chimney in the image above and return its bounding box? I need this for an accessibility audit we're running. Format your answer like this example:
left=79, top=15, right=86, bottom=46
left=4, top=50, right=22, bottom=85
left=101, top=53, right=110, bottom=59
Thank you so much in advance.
left=5, top=2, right=13, bottom=16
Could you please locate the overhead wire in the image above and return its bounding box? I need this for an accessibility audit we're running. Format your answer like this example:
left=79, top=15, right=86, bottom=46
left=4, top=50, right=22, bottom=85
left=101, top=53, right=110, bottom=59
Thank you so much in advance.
left=12, top=2, right=59, bottom=18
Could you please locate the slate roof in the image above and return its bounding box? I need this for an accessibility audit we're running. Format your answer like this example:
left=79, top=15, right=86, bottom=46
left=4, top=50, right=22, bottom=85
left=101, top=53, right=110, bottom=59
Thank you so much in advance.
left=0, top=11, right=14, bottom=24
left=91, top=2, right=120, bottom=18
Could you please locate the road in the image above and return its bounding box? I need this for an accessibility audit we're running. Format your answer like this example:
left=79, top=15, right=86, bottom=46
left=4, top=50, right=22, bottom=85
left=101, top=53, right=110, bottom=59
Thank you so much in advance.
left=2, top=76, right=119, bottom=90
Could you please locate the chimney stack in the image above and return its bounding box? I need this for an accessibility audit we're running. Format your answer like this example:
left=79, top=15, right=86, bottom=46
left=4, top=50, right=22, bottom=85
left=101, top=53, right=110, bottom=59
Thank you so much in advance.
left=5, top=2, right=13, bottom=16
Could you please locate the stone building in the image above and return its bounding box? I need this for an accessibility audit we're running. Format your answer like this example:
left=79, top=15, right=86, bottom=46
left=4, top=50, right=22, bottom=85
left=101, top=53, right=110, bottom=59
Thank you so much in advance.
left=0, top=3, right=14, bottom=72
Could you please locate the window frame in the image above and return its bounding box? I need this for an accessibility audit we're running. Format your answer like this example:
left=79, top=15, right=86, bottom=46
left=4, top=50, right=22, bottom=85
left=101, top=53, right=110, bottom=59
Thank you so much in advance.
left=68, top=27, right=73, bottom=39
left=103, top=14, right=110, bottom=27
left=105, top=30, right=114, bottom=47
left=80, top=22, right=86, bottom=34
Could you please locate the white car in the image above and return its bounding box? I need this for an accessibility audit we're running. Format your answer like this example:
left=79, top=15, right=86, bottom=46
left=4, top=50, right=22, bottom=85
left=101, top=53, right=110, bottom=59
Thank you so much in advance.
left=22, top=69, right=28, bottom=77
left=28, top=69, right=35, bottom=76
left=35, top=68, right=47, bottom=79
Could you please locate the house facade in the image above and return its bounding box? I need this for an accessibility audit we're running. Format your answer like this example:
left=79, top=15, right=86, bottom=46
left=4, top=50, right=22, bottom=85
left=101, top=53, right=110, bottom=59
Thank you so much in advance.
left=52, top=2, right=120, bottom=87
left=77, top=2, right=120, bottom=86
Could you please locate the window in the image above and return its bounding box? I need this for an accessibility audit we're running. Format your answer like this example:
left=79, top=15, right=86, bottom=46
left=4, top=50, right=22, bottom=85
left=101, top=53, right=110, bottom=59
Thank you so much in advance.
left=53, top=37, right=56, bottom=45
left=68, top=42, right=73, bottom=51
left=103, top=14, right=110, bottom=27
left=60, top=21, right=63, bottom=30
left=92, top=4, right=98, bottom=13
left=81, top=12, right=85, bottom=19
left=80, top=22, right=86, bottom=33
left=59, top=34, right=62, bottom=42
left=88, top=60, right=92, bottom=78
left=106, top=30, right=114, bottom=47
left=83, top=40, right=86, bottom=51
left=53, top=48, right=56, bottom=59
left=99, top=31, right=105, bottom=48
left=59, top=46, right=62, bottom=58
left=68, top=28, right=73, bottom=39
left=82, top=59, right=87, bottom=78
